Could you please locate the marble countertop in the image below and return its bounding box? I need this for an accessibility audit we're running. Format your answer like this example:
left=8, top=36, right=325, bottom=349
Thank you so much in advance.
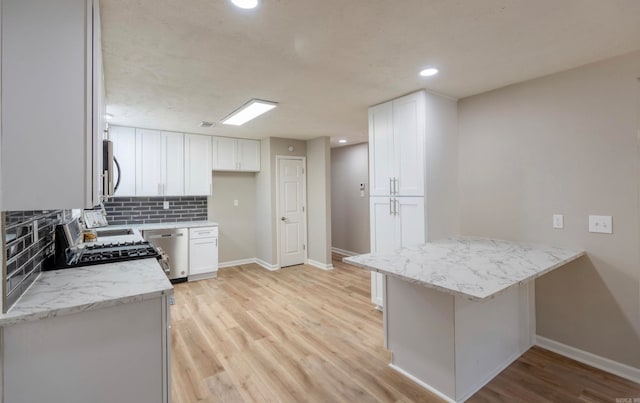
left=108, top=220, right=218, bottom=231
left=0, top=258, right=173, bottom=327
left=344, top=237, right=585, bottom=301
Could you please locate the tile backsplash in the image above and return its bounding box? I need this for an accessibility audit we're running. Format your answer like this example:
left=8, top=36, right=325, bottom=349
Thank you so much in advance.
left=103, top=196, right=208, bottom=225
left=4, top=210, right=69, bottom=310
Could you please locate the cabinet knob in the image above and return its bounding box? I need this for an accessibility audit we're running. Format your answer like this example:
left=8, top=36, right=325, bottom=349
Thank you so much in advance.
left=281, top=217, right=286, bottom=221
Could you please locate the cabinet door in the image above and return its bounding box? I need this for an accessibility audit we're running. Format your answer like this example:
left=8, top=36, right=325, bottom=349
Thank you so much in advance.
left=110, top=126, right=136, bottom=196
left=211, top=136, right=237, bottom=171
left=161, top=132, right=184, bottom=195
left=91, top=0, right=105, bottom=207
left=189, top=237, right=218, bottom=276
left=369, top=102, right=395, bottom=196
left=396, top=197, right=425, bottom=247
left=369, top=196, right=397, bottom=308
left=185, top=134, right=212, bottom=195
left=393, top=92, right=425, bottom=196
left=237, top=139, right=260, bottom=171
left=135, top=129, right=163, bottom=196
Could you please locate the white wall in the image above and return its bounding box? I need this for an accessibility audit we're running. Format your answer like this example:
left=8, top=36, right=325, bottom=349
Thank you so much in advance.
left=458, top=50, right=640, bottom=368
left=331, top=143, right=370, bottom=254
left=208, top=172, right=256, bottom=264
left=307, top=137, right=332, bottom=266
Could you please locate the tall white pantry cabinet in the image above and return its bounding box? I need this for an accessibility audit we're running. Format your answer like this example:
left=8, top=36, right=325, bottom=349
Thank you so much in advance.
left=368, top=90, right=458, bottom=309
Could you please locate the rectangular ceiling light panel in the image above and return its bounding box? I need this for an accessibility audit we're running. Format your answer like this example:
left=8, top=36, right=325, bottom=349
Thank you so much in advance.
left=221, top=99, right=278, bottom=126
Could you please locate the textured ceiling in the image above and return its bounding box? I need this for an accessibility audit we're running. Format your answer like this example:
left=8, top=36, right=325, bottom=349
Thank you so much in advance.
left=101, top=0, right=640, bottom=146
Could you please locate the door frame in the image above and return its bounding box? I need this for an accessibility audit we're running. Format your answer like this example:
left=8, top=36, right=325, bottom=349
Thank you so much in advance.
left=275, top=155, right=308, bottom=268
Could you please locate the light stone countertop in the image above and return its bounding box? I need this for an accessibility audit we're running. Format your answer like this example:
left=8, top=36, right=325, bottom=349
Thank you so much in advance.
left=0, top=258, right=173, bottom=327
left=344, top=237, right=585, bottom=301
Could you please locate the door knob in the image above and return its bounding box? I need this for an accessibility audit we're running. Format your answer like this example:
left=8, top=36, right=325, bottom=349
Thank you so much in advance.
left=281, top=217, right=286, bottom=221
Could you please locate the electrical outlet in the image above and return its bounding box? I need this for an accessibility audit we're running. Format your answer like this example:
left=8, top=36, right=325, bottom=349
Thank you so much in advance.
left=552, top=214, right=564, bottom=229
left=588, top=215, right=612, bottom=234
left=163, top=201, right=170, bottom=210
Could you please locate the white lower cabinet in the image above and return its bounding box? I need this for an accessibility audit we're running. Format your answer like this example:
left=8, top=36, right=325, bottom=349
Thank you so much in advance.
left=370, top=196, right=425, bottom=308
left=3, top=296, right=171, bottom=403
left=188, top=226, right=219, bottom=280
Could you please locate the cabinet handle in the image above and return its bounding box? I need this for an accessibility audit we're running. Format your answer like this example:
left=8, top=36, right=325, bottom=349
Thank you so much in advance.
left=389, top=178, right=393, bottom=195
left=215, top=238, right=218, bottom=247
left=395, top=199, right=399, bottom=215
left=389, top=198, right=393, bottom=216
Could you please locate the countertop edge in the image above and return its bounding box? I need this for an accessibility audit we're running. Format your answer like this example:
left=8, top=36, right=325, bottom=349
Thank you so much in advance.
left=344, top=250, right=586, bottom=302
left=0, top=287, right=174, bottom=327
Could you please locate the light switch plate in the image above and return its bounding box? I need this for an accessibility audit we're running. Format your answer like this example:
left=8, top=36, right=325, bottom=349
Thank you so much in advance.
left=234, top=199, right=239, bottom=206
left=588, top=215, right=612, bottom=234
left=552, top=214, right=564, bottom=229
left=163, top=201, right=170, bottom=210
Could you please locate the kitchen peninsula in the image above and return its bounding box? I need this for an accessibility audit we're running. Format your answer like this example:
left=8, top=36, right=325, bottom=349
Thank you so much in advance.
left=345, top=237, right=585, bottom=402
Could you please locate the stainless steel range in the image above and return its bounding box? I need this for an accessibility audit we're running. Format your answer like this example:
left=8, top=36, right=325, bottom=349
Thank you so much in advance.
left=47, top=218, right=161, bottom=270
left=69, top=241, right=160, bottom=267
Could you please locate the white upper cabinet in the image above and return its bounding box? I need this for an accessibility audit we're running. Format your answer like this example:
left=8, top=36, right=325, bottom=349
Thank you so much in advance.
left=184, top=134, right=212, bottom=196
left=133, top=129, right=185, bottom=196
left=369, top=91, right=425, bottom=197
left=2, top=0, right=105, bottom=209
left=393, top=93, right=425, bottom=196
left=110, top=126, right=136, bottom=197
left=211, top=137, right=237, bottom=171
left=212, top=137, right=260, bottom=172
left=369, top=102, right=395, bottom=197
left=161, top=132, right=184, bottom=196
left=237, top=139, right=261, bottom=171
left=135, top=129, right=164, bottom=196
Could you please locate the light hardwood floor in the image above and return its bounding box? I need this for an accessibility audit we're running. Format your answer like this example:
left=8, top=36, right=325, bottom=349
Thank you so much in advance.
left=171, top=254, right=640, bottom=403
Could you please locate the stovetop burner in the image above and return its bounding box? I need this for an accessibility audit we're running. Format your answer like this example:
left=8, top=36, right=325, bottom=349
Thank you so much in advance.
left=48, top=240, right=161, bottom=269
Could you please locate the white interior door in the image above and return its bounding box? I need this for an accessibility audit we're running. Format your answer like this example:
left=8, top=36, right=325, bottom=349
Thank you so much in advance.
left=278, top=158, right=306, bottom=267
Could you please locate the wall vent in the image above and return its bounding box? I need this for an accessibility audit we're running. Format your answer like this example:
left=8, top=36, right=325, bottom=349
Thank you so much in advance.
left=199, top=121, right=215, bottom=128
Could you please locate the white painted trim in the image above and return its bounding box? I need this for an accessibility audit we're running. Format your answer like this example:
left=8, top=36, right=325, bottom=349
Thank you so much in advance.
left=536, top=335, right=640, bottom=384
left=218, top=258, right=255, bottom=269
left=306, top=259, right=334, bottom=270
left=255, top=258, right=280, bottom=271
left=275, top=155, right=307, bottom=268
left=389, top=364, right=456, bottom=403
left=188, top=271, right=217, bottom=282
left=330, top=247, right=359, bottom=257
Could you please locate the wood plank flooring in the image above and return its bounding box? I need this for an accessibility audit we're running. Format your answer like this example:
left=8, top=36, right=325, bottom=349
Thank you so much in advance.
left=171, top=254, right=640, bottom=403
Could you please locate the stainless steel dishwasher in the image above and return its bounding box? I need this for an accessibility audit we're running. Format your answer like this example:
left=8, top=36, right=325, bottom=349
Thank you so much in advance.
left=143, top=228, right=189, bottom=281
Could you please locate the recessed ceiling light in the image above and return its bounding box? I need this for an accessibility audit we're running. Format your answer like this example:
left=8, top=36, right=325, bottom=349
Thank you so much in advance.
left=419, top=67, right=439, bottom=77
left=105, top=113, right=114, bottom=120
left=339, top=139, right=347, bottom=144
left=231, top=0, right=258, bottom=9
left=222, top=99, right=277, bottom=126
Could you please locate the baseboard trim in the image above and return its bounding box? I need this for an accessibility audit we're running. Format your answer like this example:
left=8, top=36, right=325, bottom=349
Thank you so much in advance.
left=388, top=364, right=456, bottom=403
left=306, top=259, right=334, bottom=270
left=255, top=258, right=280, bottom=271
left=331, top=247, right=359, bottom=257
left=218, top=258, right=255, bottom=269
left=188, top=271, right=217, bottom=282
left=535, top=335, right=640, bottom=384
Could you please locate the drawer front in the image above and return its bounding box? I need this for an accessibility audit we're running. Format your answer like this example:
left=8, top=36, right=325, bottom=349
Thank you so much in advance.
left=189, top=226, right=218, bottom=239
